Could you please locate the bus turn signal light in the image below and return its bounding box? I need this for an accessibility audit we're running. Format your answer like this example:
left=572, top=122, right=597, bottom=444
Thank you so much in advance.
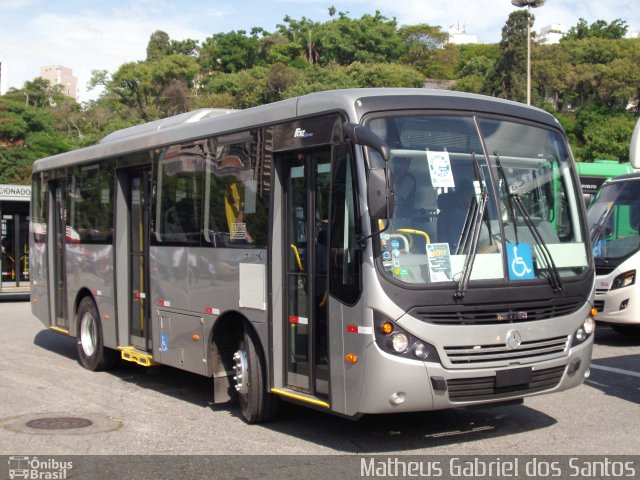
left=345, top=353, right=358, bottom=364
left=591, top=307, right=598, bottom=317
left=380, top=321, right=393, bottom=335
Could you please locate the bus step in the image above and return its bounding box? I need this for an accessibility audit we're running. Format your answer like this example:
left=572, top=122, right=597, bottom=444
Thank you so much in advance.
left=118, top=346, right=156, bottom=367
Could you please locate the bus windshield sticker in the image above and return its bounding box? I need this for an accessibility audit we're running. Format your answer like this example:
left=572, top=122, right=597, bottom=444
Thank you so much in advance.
left=426, top=243, right=452, bottom=281
left=507, top=243, right=535, bottom=280
left=426, top=150, right=455, bottom=188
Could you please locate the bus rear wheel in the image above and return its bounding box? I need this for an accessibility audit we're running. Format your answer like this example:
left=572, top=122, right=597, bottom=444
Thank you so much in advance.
left=76, top=297, right=118, bottom=371
left=232, top=328, right=278, bottom=423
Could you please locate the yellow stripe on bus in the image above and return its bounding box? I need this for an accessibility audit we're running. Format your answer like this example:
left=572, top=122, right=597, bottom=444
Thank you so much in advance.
left=270, top=388, right=330, bottom=408
left=49, top=326, right=69, bottom=335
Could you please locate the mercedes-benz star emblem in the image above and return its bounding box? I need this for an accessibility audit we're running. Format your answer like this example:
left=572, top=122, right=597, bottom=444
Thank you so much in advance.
left=505, top=329, right=522, bottom=350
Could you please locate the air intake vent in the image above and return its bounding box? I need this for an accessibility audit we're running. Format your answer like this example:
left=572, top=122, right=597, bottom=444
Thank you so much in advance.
left=444, top=335, right=570, bottom=365
left=411, top=298, right=583, bottom=325
left=447, top=365, right=565, bottom=402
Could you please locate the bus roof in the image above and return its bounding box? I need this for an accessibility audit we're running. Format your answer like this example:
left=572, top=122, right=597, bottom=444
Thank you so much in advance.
left=33, top=88, right=562, bottom=173
left=603, top=172, right=640, bottom=184
left=575, top=161, right=638, bottom=178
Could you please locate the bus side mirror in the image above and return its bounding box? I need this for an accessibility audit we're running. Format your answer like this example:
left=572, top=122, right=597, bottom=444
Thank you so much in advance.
left=631, top=118, right=640, bottom=169
left=368, top=168, right=394, bottom=220
left=342, top=122, right=390, bottom=162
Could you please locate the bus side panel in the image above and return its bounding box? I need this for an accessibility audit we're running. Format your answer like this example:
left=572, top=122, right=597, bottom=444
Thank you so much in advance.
left=64, top=244, right=116, bottom=347
left=150, top=246, right=189, bottom=311
left=29, top=240, right=49, bottom=325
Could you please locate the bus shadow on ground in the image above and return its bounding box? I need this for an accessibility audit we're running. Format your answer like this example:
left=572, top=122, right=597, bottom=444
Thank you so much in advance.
left=33, top=328, right=78, bottom=361
left=593, top=325, right=640, bottom=347
left=33, top=328, right=557, bottom=452
left=587, top=354, right=640, bottom=406
left=249, top=402, right=556, bottom=453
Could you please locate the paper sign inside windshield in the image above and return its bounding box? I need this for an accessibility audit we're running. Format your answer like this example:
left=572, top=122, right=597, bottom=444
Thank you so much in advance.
left=426, top=150, right=455, bottom=188
left=427, top=243, right=452, bottom=282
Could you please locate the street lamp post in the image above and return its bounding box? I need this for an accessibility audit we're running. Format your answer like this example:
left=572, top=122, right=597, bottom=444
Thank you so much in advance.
left=511, top=0, right=546, bottom=105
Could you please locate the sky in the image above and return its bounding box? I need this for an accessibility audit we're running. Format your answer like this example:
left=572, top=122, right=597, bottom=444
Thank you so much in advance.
left=1, top=0, right=639, bottom=102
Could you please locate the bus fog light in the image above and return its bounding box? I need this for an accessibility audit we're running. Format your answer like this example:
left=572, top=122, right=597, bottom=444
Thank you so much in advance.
left=390, top=391, right=406, bottom=405
left=583, top=317, right=595, bottom=335
left=414, top=342, right=429, bottom=359
left=584, top=368, right=590, bottom=379
left=620, top=299, right=629, bottom=310
left=391, top=333, right=410, bottom=353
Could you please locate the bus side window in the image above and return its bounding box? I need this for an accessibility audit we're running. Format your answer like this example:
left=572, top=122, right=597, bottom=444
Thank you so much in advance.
left=329, top=146, right=361, bottom=305
left=154, top=142, right=205, bottom=245
left=204, top=134, right=269, bottom=248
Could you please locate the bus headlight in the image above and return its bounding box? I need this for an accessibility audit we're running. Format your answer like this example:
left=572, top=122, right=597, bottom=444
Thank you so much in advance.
left=391, top=333, right=410, bottom=353
left=571, top=316, right=596, bottom=347
left=373, top=310, right=441, bottom=363
left=611, top=270, right=635, bottom=290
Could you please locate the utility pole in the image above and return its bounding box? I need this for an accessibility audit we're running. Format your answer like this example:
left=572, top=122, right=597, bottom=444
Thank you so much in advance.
left=511, top=0, right=546, bottom=105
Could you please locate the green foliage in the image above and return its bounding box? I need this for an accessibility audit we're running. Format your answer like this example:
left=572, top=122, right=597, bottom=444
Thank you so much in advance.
left=488, top=10, right=530, bottom=102
left=399, top=24, right=449, bottom=75
left=3, top=9, right=640, bottom=175
left=578, top=113, right=636, bottom=162
left=564, top=18, right=628, bottom=41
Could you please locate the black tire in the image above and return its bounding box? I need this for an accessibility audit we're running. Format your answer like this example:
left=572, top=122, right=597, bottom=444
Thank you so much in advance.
left=233, top=327, right=278, bottom=423
left=76, top=297, right=118, bottom=371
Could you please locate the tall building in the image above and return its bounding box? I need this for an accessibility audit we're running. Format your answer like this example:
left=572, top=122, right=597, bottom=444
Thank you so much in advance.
left=40, top=65, right=78, bottom=100
left=447, top=23, right=478, bottom=45
left=537, top=24, right=565, bottom=45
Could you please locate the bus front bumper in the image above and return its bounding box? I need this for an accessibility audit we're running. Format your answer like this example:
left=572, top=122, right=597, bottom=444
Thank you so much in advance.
left=354, top=336, right=593, bottom=415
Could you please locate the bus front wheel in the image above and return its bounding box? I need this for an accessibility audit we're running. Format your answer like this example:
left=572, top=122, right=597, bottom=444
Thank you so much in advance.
left=76, top=297, right=118, bottom=371
left=232, top=328, right=278, bottom=423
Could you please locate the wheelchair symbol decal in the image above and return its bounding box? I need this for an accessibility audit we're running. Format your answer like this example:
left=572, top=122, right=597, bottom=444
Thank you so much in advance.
left=160, top=333, right=169, bottom=352
left=507, top=243, right=535, bottom=280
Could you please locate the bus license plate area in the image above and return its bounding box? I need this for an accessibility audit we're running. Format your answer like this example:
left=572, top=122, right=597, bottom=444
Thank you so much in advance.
left=496, top=367, right=532, bottom=388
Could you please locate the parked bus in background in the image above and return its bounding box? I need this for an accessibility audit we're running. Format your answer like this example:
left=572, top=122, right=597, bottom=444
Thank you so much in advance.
left=1, top=184, right=31, bottom=299
left=588, top=117, right=640, bottom=334
left=30, top=89, right=595, bottom=423
left=575, top=160, right=638, bottom=205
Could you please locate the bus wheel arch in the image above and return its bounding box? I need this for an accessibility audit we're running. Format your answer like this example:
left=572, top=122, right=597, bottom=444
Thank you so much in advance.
left=75, top=294, right=117, bottom=371
left=210, top=312, right=278, bottom=423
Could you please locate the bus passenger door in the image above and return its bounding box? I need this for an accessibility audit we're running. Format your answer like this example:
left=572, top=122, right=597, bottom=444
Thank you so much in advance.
left=282, top=148, right=331, bottom=397
left=128, top=169, right=151, bottom=350
left=50, top=181, right=68, bottom=329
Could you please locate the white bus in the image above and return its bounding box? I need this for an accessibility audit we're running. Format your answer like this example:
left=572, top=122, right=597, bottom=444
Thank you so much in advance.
left=30, top=88, right=595, bottom=423
left=589, top=117, right=640, bottom=334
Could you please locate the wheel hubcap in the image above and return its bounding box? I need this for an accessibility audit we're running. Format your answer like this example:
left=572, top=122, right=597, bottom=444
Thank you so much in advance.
left=80, top=312, right=97, bottom=357
left=232, top=348, right=249, bottom=395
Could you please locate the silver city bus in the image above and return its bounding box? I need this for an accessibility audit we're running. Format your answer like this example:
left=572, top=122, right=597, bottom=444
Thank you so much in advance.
left=30, top=89, right=595, bottom=423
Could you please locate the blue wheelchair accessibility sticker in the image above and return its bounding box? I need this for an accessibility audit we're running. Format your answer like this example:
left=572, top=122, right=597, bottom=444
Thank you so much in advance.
left=160, top=333, right=169, bottom=352
left=507, top=243, right=535, bottom=280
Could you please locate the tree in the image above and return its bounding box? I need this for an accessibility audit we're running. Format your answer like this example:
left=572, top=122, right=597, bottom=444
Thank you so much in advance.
left=487, top=10, right=531, bottom=102
left=199, top=31, right=261, bottom=73
left=147, top=30, right=171, bottom=61
left=398, top=24, right=449, bottom=74
left=564, top=18, right=628, bottom=41
left=89, top=54, right=199, bottom=120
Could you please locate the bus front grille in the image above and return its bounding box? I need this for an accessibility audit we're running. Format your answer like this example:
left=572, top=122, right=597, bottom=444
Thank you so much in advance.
left=412, top=298, right=583, bottom=325
left=446, top=365, right=565, bottom=402
left=443, top=335, right=570, bottom=365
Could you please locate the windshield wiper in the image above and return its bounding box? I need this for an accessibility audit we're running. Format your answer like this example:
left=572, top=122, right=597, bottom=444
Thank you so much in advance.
left=511, top=192, right=564, bottom=293
left=454, top=152, right=488, bottom=299
left=494, top=153, right=563, bottom=293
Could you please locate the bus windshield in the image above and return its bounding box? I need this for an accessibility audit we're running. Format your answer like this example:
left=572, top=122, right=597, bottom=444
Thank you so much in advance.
left=367, top=114, right=588, bottom=286
left=588, top=179, right=640, bottom=262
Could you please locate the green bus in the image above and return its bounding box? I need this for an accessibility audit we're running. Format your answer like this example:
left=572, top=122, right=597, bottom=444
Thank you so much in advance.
left=575, top=160, right=638, bottom=205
